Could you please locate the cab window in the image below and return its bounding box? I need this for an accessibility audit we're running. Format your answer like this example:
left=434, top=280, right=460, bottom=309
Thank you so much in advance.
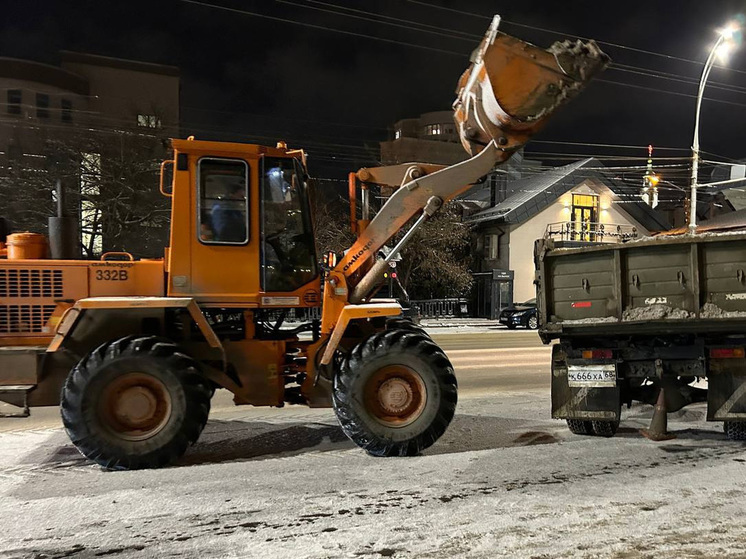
left=261, top=157, right=318, bottom=291
left=198, top=158, right=249, bottom=245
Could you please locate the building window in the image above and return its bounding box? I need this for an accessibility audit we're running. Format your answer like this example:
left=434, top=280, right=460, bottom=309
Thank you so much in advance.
left=395, top=129, right=401, bottom=140
left=484, top=233, right=499, bottom=260
left=61, top=99, right=72, bottom=123
left=36, top=93, right=50, bottom=119
left=7, top=89, right=21, bottom=115
left=137, top=114, right=161, bottom=128
left=424, top=124, right=442, bottom=136
left=570, top=193, right=599, bottom=241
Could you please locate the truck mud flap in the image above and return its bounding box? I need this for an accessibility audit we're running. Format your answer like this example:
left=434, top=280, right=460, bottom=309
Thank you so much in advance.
left=551, top=347, right=620, bottom=420
left=708, top=359, right=746, bottom=420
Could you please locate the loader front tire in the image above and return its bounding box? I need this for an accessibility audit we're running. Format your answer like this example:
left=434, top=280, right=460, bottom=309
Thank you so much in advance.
left=333, top=329, right=457, bottom=457
left=385, top=317, right=429, bottom=338
left=60, top=336, right=211, bottom=470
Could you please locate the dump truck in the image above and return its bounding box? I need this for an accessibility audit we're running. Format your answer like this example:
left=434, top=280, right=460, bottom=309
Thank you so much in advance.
left=0, top=16, right=608, bottom=469
left=536, top=227, right=746, bottom=440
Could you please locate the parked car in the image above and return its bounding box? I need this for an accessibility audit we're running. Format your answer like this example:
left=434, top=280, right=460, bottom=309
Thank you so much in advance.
left=499, top=298, right=538, bottom=329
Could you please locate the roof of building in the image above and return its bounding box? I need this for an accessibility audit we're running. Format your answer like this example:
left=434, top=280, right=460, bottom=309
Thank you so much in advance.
left=61, top=51, right=180, bottom=77
left=0, top=57, right=89, bottom=95
left=464, top=157, right=672, bottom=232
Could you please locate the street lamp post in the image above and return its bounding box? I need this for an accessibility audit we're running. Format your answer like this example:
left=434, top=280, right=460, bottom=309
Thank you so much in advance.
left=689, top=26, right=739, bottom=233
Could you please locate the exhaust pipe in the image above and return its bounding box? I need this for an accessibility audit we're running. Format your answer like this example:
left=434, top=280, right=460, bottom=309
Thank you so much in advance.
left=48, top=179, right=80, bottom=259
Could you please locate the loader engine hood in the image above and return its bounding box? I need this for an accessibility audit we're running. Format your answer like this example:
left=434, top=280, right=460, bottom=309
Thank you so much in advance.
left=453, top=15, right=610, bottom=157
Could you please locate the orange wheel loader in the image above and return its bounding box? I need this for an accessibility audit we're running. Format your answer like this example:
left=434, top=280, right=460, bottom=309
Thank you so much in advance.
left=0, top=16, right=608, bottom=469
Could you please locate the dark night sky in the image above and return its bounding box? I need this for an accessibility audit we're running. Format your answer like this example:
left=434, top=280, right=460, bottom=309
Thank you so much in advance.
left=4, top=0, right=746, bottom=183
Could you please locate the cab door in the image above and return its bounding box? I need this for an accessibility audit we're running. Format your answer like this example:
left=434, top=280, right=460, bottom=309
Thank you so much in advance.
left=188, top=156, right=260, bottom=302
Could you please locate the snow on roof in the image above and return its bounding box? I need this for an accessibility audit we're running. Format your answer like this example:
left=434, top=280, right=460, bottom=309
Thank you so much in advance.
left=464, top=157, right=671, bottom=232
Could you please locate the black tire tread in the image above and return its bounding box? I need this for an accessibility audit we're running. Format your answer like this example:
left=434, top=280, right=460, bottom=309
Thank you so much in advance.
left=386, top=317, right=429, bottom=338
left=566, top=419, right=593, bottom=435
left=591, top=420, right=619, bottom=437
left=60, top=336, right=211, bottom=470
left=333, top=329, right=456, bottom=457
left=724, top=421, right=746, bottom=441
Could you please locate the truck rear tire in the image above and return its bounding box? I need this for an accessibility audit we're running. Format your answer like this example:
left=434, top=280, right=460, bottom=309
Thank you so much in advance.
left=590, top=420, right=619, bottom=437
left=333, top=329, right=457, bottom=457
left=724, top=421, right=746, bottom=441
left=60, top=336, right=211, bottom=470
left=566, top=419, right=593, bottom=435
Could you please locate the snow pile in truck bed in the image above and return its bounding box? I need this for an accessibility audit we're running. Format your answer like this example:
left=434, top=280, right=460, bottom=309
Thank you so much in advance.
left=559, top=316, right=618, bottom=325
left=700, top=302, right=746, bottom=319
left=622, top=304, right=693, bottom=321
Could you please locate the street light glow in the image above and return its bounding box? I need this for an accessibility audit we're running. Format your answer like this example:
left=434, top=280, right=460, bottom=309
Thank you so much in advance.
left=689, top=18, right=742, bottom=233
left=719, top=22, right=739, bottom=39
left=716, top=41, right=733, bottom=63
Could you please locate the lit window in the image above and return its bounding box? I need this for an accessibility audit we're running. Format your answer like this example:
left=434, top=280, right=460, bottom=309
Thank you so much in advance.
left=137, top=114, right=161, bottom=128
left=36, top=93, right=49, bottom=119
left=61, top=99, right=72, bottom=123
left=395, top=129, right=401, bottom=139
left=7, top=90, right=21, bottom=115
left=424, top=124, right=442, bottom=136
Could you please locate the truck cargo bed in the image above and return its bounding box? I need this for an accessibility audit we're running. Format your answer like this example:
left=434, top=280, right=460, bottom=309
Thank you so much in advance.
left=536, top=232, right=746, bottom=341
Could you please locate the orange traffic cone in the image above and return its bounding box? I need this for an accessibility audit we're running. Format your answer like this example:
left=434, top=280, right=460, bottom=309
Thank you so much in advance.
left=640, top=387, right=676, bottom=441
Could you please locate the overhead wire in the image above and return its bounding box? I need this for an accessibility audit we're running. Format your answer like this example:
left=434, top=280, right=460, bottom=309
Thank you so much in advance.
left=405, top=0, right=746, bottom=78
left=177, top=0, right=466, bottom=57
left=11, top=1, right=744, bottom=185
left=174, top=0, right=746, bottom=152
left=275, top=0, right=479, bottom=42
left=281, top=0, right=746, bottom=100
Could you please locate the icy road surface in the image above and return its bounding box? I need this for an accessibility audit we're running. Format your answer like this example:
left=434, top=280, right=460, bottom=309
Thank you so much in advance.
left=1, top=331, right=745, bottom=558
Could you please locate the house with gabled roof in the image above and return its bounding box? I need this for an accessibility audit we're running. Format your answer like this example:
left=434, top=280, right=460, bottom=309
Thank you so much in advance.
left=462, top=158, right=675, bottom=316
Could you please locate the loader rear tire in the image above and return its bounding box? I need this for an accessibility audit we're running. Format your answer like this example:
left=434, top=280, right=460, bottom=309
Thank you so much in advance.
left=333, top=330, right=457, bottom=457
left=60, top=336, right=211, bottom=470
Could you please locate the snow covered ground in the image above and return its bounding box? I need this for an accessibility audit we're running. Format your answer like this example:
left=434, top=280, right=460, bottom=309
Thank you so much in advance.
left=1, top=389, right=745, bottom=558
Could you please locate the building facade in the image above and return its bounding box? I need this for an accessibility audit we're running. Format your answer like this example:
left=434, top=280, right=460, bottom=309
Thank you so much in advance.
left=0, top=53, right=179, bottom=257
left=465, top=158, right=674, bottom=316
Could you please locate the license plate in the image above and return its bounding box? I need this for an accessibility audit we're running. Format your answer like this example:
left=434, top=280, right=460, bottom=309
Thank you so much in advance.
left=567, top=364, right=616, bottom=387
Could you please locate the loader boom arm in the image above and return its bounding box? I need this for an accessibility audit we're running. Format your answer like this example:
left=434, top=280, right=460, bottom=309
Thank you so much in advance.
left=323, top=15, right=609, bottom=329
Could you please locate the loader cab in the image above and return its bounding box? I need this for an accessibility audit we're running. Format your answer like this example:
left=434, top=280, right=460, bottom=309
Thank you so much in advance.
left=165, top=138, right=320, bottom=307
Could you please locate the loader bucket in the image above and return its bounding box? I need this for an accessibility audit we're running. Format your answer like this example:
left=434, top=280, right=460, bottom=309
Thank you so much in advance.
left=454, top=15, right=610, bottom=157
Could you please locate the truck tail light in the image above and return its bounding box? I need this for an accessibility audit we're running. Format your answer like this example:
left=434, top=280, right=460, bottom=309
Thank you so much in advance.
left=710, top=348, right=745, bottom=359
left=582, top=349, right=613, bottom=359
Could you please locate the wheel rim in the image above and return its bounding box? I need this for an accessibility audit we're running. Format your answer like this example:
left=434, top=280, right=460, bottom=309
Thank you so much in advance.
left=363, top=365, right=427, bottom=428
left=528, top=316, right=538, bottom=329
left=98, top=372, right=172, bottom=441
